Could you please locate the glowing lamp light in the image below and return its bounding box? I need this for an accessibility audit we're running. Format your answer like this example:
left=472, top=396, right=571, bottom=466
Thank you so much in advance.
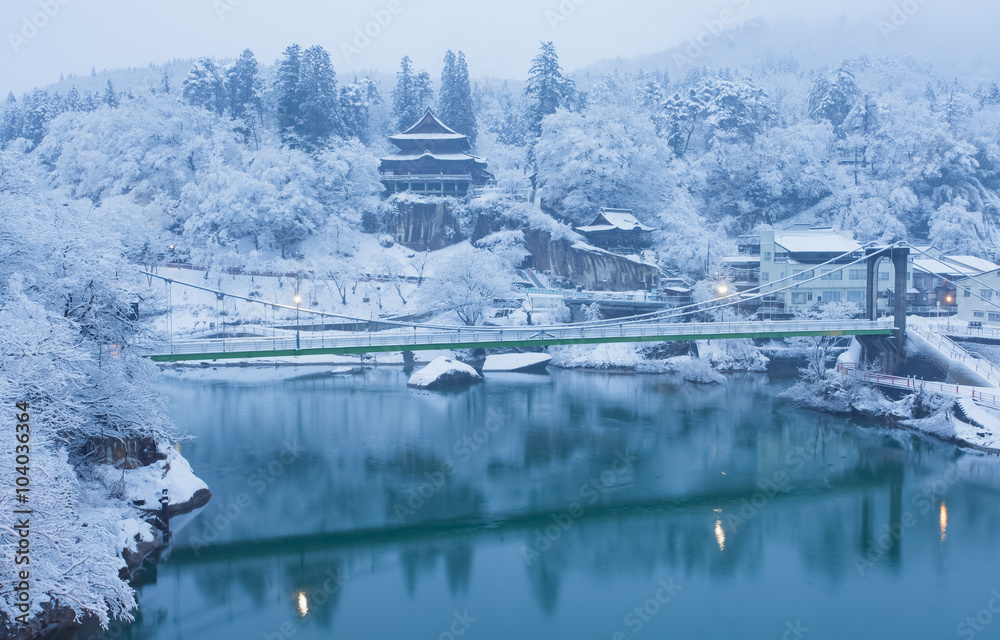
left=716, top=285, right=730, bottom=296
left=940, top=502, right=948, bottom=543
left=946, top=296, right=954, bottom=304
left=294, top=294, right=302, bottom=306
left=297, top=591, right=308, bottom=617
left=714, top=519, right=726, bottom=551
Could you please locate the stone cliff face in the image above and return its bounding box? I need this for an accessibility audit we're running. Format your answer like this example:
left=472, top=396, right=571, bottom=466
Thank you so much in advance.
left=392, top=201, right=464, bottom=252
left=394, top=202, right=662, bottom=290
left=524, top=230, right=661, bottom=291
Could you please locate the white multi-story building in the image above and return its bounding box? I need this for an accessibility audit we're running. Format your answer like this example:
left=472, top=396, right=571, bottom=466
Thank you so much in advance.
left=758, top=225, right=868, bottom=315
left=726, top=225, right=995, bottom=319
left=954, top=261, right=1000, bottom=325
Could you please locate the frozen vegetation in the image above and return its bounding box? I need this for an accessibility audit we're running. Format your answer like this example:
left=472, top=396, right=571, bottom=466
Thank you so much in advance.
left=4, top=17, right=1000, bottom=635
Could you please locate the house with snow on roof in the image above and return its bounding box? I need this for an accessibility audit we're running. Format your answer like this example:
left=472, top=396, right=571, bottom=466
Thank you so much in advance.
left=575, top=208, right=655, bottom=252
left=948, top=257, right=1000, bottom=325
left=758, top=225, right=867, bottom=316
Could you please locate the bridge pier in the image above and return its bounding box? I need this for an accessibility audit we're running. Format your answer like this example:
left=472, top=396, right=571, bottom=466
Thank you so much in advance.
left=866, top=246, right=910, bottom=356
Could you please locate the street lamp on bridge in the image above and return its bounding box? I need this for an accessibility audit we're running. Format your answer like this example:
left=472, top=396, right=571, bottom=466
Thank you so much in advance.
left=294, top=294, right=302, bottom=350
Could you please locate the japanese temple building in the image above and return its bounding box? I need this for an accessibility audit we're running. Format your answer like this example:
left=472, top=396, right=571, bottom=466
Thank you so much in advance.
left=576, top=208, right=656, bottom=251
left=379, top=109, right=492, bottom=197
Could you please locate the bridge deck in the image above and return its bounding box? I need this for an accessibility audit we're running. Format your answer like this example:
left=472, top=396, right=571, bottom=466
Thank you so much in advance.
left=146, top=320, right=893, bottom=362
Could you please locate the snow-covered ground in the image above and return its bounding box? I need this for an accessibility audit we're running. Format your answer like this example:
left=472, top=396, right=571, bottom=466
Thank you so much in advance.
left=482, top=353, right=552, bottom=372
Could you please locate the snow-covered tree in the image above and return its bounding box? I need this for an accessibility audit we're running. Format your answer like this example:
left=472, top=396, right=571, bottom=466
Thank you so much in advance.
left=295, top=45, right=343, bottom=149
left=181, top=58, right=226, bottom=116
left=534, top=101, right=672, bottom=224
left=523, top=42, right=576, bottom=140
left=0, top=149, right=176, bottom=630
left=438, top=51, right=478, bottom=143
left=420, top=246, right=514, bottom=326
left=393, top=56, right=432, bottom=131
left=274, top=44, right=303, bottom=143
left=807, top=63, right=860, bottom=128
left=227, top=49, right=262, bottom=123
left=103, top=80, right=120, bottom=109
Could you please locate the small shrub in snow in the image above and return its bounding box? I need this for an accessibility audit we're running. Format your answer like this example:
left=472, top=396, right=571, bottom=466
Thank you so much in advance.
left=669, top=356, right=726, bottom=384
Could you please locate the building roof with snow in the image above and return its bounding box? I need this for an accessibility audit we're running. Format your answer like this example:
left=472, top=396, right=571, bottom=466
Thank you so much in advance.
left=773, top=230, right=862, bottom=255
left=945, top=255, right=1000, bottom=275
left=388, top=109, right=472, bottom=152
left=576, top=209, right=656, bottom=234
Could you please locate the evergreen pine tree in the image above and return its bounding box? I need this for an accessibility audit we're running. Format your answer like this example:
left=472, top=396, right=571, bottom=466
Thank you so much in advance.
left=21, top=89, right=53, bottom=144
left=438, top=50, right=459, bottom=122
left=415, top=70, right=434, bottom=112
left=103, top=80, right=120, bottom=109
left=0, top=92, right=20, bottom=144
left=161, top=70, right=172, bottom=95
left=981, top=82, right=1000, bottom=108
left=523, top=42, right=576, bottom=139
left=393, top=56, right=422, bottom=130
left=275, top=44, right=303, bottom=143
left=227, top=49, right=262, bottom=122
left=64, top=86, right=81, bottom=112
left=438, top=50, right=478, bottom=143
left=296, top=45, right=343, bottom=149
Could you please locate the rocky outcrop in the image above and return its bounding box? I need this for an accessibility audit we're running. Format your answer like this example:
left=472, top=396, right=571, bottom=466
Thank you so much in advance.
left=392, top=200, right=464, bottom=251
left=525, top=230, right=660, bottom=291
left=408, top=357, right=483, bottom=389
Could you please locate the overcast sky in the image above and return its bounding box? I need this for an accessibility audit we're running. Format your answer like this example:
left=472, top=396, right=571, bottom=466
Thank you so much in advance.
left=2, top=0, right=998, bottom=95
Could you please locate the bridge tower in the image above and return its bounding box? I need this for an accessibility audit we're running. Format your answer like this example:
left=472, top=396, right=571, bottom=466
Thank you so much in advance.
left=865, top=246, right=910, bottom=365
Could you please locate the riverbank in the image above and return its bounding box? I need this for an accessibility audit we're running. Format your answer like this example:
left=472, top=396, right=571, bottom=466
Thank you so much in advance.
left=6, top=444, right=211, bottom=640
left=782, top=374, right=1000, bottom=454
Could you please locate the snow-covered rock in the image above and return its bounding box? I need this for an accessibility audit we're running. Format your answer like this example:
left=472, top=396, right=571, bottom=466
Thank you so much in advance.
left=91, top=442, right=211, bottom=516
left=482, top=353, right=552, bottom=372
left=408, top=356, right=483, bottom=389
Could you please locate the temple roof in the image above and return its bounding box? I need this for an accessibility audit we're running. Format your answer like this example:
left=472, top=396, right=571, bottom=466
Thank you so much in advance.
left=390, top=109, right=468, bottom=143
left=577, top=208, right=655, bottom=233
left=381, top=150, right=487, bottom=163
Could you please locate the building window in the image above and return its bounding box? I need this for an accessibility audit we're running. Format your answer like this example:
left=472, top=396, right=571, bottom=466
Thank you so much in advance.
left=982, top=290, right=993, bottom=300
left=792, top=292, right=807, bottom=305
left=761, top=272, right=769, bottom=282
left=975, top=311, right=986, bottom=318
left=822, top=291, right=842, bottom=303
left=847, top=291, right=863, bottom=303
left=849, top=269, right=865, bottom=281
left=763, top=252, right=772, bottom=261
left=990, top=313, right=1000, bottom=323
left=965, top=289, right=971, bottom=298
left=793, top=270, right=813, bottom=281
left=879, top=272, right=890, bottom=281
left=821, top=270, right=843, bottom=281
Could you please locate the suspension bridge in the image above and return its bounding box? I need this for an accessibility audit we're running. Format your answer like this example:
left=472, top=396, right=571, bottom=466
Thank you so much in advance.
left=135, top=240, right=1000, bottom=366
left=143, top=318, right=894, bottom=362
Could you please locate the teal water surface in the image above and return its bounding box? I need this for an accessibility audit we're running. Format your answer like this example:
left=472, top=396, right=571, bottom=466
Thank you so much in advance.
left=73, top=367, right=1000, bottom=640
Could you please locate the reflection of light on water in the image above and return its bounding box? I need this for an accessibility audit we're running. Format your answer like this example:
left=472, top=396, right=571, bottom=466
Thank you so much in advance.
left=715, top=520, right=726, bottom=551
left=940, top=502, right=948, bottom=543
left=297, top=591, right=308, bottom=617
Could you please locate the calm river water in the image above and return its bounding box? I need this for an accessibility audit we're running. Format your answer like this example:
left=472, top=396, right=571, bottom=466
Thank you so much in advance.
left=72, top=367, right=1000, bottom=640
